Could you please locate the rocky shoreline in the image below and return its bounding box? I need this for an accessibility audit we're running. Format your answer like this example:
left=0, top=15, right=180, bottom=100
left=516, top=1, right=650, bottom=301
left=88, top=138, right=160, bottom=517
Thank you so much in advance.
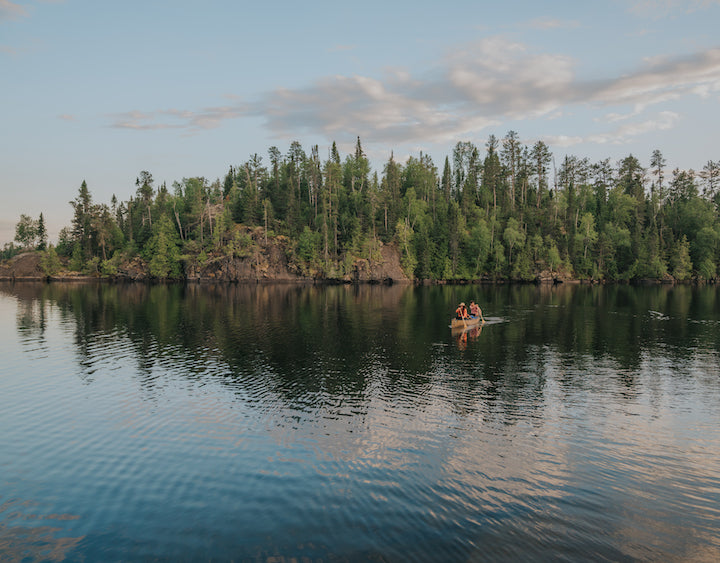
left=0, top=243, right=413, bottom=285
left=1, top=248, right=692, bottom=286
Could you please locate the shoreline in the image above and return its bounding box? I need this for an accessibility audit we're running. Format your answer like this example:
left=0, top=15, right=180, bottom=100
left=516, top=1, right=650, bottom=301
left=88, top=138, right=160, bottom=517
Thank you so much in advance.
left=0, top=274, right=698, bottom=286
left=1, top=249, right=710, bottom=286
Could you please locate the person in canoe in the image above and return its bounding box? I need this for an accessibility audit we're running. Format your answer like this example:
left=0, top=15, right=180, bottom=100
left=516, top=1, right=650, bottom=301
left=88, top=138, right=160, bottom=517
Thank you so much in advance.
left=469, top=300, right=485, bottom=323
left=455, top=302, right=469, bottom=320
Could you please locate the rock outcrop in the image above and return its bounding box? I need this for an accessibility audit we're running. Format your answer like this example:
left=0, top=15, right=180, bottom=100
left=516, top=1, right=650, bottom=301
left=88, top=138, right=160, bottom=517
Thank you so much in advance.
left=185, top=241, right=411, bottom=284
left=352, top=244, right=408, bottom=283
left=0, top=252, right=45, bottom=279
left=1, top=240, right=412, bottom=284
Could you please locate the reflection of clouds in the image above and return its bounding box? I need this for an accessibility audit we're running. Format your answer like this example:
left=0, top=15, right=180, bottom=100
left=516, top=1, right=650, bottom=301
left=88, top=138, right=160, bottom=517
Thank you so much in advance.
left=0, top=0, right=27, bottom=21
left=0, top=499, right=83, bottom=562
left=590, top=388, right=720, bottom=560
left=3, top=282, right=720, bottom=559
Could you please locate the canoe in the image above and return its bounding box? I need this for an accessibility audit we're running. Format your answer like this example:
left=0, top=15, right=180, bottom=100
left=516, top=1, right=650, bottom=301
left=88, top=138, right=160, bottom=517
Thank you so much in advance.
left=450, top=316, right=481, bottom=329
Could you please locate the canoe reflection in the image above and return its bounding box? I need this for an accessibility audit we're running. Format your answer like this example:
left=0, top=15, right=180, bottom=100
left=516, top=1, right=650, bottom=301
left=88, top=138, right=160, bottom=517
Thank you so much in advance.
left=452, top=322, right=483, bottom=349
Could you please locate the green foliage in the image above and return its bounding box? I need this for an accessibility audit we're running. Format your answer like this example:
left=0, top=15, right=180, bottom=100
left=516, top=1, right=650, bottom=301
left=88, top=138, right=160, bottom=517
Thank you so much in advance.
left=503, top=217, right=525, bottom=266
left=101, top=250, right=124, bottom=275
left=395, top=218, right=416, bottom=278
left=69, top=244, right=83, bottom=272
left=143, top=215, right=182, bottom=279
left=633, top=252, right=667, bottom=280
left=694, top=226, right=718, bottom=265
left=546, top=237, right=562, bottom=273
left=226, top=229, right=256, bottom=258
left=27, top=134, right=720, bottom=284
left=512, top=244, right=534, bottom=280
left=14, top=214, right=38, bottom=249
left=492, top=241, right=506, bottom=276
left=297, top=226, right=321, bottom=266
left=1, top=242, right=22, bottom=260
left=56, top=228, right=73, bottom=257
left=698, top=258, right=716, bottom=281
left=671, top=236, right=693, bottom=281
left=466, top=219, right=491, bottom=275
left=39, top=245, right=62, bottom=276
left=37, top=213, right=47, bottom=251
left=83, top=256, right=100, bottom=275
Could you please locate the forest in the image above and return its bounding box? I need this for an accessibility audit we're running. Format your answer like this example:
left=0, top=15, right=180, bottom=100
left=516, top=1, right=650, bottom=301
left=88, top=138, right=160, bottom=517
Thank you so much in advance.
left=4, top=133, right=720, bottom=282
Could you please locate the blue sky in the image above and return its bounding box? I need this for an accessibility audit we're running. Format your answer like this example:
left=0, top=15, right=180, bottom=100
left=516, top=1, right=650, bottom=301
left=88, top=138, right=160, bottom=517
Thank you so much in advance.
left=2, top=0, right=720, bottom=244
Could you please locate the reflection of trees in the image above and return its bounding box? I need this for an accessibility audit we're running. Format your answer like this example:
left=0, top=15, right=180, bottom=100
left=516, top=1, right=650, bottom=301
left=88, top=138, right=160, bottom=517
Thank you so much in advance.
left=0, top=282, right=437, bottom=413
left=15, top=289, right=48, bottom=340
left=432, top=282, right=720, bottom=426
left=0, top=499, right=83, bottom=561
left=1, top=281, right=718, bottom=425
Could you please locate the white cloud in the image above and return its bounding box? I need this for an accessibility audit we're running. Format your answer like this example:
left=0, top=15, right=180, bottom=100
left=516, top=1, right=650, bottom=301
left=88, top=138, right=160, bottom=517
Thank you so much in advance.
left=328, top=44, right=356, bottom=53
left=110, top=105, right=248, bottom=132
left=590, top=49, right=720, bottom=108
left=0, top=0, right=27, bottom=20
left=0, top=0, right=60, bottom=21
left=555, top=111, right=681, bottom=147
left=109, top=37, right=720, bottom=150
left=595, top=111, right=680, bottom=144
left=543, top=135, right=585, bottom=148
left=444, top=37, right=576, bottom=115
left=526, top=17, right=581, bottom=30
left=628, top=0, right=720, bottom=16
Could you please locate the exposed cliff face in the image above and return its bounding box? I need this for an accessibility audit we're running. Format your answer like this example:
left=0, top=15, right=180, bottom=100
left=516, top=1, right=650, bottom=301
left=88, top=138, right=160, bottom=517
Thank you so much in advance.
left=351, top=244, right=408, bottom=283
left=184, top=242, right=300, bottom=283
left=0, top=242, right=412, bottom=284
left=0, top=252, right=45, bottom=279
left=184, top=241, right=411, bottom=284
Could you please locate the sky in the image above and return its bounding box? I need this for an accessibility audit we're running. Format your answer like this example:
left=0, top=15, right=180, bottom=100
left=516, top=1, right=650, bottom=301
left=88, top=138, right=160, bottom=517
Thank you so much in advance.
left=2, top=0, right=720, bottom=245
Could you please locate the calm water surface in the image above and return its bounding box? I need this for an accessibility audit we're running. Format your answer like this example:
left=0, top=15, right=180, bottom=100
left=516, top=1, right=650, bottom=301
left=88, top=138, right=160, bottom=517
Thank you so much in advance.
left=1, top=282, right=719, bottom=561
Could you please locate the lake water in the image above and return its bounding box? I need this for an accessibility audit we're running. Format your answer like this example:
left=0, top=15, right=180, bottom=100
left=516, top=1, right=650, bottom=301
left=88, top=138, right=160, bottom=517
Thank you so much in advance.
left=1, top=281, right=719, bottom=561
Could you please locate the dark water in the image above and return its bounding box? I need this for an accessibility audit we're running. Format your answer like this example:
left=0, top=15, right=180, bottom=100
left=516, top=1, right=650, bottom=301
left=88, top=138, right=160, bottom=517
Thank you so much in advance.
left=1, top=281, right=719, bottom=562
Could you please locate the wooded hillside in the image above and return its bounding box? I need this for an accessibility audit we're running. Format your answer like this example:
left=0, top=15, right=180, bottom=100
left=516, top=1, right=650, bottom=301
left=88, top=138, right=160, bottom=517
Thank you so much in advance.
left=4, top=134, right=719, bottom=282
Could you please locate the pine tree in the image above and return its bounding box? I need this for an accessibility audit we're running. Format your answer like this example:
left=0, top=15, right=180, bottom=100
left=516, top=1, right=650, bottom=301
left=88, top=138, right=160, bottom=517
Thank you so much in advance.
left=70, top=180, right=93, bottom=262
left=530, top=140, right=552, bottom=209
left=37, top=213, right=47, bottom=251
left=145, top=215, right=181, bottom=279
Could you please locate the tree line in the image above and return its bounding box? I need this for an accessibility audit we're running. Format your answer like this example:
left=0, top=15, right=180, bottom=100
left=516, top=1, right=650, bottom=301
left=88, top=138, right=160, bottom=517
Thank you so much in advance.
left=5, top=133, right=720, bottom=281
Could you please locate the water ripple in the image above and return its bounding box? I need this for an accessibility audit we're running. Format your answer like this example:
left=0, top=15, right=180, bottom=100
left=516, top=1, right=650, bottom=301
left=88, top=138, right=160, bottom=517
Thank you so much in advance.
left=2, top=284, right=720, bottom=561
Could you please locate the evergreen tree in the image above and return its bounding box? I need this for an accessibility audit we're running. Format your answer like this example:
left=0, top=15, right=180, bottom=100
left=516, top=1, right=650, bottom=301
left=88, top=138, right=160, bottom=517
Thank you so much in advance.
left=136, top=171, right=155, bottom=229
left=144, top=214, right=182, bottom=279
left=441, top=156, right=452, bottom=203
left=650, top=149, right=666, bottom=209
left=37, top=213, right=47, bottom=251
left=671, top=236, right=693, bottom=281
left=530, top=140, right=552, bottom=209
left=700, top=160, right=719, bottom=201
left=39, top=244, right=62, bottom=276
left=483, top=135, right=502, bottom=215
left=501, top=130, right=522, bottom=210
left=8, top=129, right=718, bottom=285
left=70, top=180, right=94, bottom=262
left=381, top=152, right=402, bottom=240
left=617, top=155, right=646, bottom=260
